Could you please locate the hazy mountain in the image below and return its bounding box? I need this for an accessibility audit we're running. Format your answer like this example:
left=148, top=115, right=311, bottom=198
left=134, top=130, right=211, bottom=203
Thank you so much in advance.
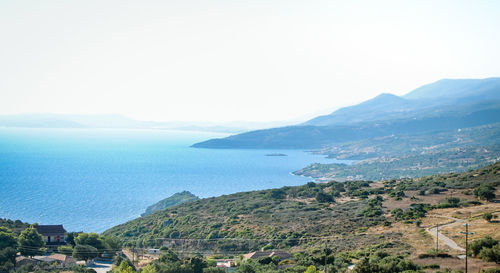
left=304, top=93, right=422, bottom=126
left=0, top=113, right=276, bottom=133
left=305, top=78, right=500, bottom=126
left=193, top=78, right=500, bottom=149
left=404, top=77, right=500, bottom=100
left=0, top=113, right=154, bottom=129
left=0, top=114, right=86, bottom=128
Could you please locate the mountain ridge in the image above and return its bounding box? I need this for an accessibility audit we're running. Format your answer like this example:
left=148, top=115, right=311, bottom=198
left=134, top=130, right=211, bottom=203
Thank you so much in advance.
left=193, top=78, right=500, bottom=149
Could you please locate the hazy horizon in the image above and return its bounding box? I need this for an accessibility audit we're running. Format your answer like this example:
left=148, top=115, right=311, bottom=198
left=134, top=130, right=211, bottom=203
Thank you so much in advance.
left=2, top=0, right=500, bottom=122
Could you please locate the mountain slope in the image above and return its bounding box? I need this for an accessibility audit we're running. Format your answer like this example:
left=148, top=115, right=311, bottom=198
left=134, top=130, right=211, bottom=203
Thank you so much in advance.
left=193, top=101, right=500, bottom=149
left=304, top=93, right=421, bottom=126
left=193, top=78, right=500, bottom=149
left=306, top=78, right=500, bottom=126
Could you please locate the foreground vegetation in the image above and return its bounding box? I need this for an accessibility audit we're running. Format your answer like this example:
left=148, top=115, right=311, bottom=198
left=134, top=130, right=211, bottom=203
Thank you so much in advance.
left=104, top=163, right=500, bottom=251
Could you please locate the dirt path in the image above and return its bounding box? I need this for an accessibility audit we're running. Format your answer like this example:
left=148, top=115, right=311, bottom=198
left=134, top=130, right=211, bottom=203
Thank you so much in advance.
left=427, top=218, right=465, bottom=252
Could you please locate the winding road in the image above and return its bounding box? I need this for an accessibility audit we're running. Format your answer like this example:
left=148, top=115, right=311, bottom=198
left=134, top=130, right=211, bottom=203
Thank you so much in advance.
left=427, top=218, right=465, bottom=252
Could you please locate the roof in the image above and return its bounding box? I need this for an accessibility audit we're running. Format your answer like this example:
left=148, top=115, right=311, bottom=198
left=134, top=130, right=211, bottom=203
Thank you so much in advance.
left=15, top=257, right=37, bottom=266
left=47, top=254, right=68, bottom=262
left=33, top=256, right=57, bottom=263
left=47, top=254, right=76, bottom=264
left=35, top=225, right=66, bottom=235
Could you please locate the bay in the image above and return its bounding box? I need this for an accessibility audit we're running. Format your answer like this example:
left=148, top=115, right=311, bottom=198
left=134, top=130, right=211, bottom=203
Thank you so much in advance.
left=0, top=128, right=348, bottom=232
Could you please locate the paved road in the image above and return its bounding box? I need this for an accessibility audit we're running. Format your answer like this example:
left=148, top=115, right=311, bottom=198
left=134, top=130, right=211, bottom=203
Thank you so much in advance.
left=87, top=260, right=113, bottom=273
left=427, top=218, right=465, bottom=252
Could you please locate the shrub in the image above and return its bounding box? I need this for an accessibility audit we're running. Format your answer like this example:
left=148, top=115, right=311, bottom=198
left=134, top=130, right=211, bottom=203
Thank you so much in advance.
left=470, top=236, right=499, bottom=256
left=446, top=197, right=460, bottom=206
left=483, top=212, right=494, bottom=222
left=267, top=189, right=286, bottom=200
left=480, top=245, right=500, bottom=264
left=316, top=192, right=334, bottom=203
left=58, top=245, right=73, bottom=256
left=474, top=184, right=496, bottom=201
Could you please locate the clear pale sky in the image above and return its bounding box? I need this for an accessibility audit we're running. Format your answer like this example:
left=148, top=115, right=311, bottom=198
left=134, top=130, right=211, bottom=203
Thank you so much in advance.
left=1, top=0, right=499, bottom=123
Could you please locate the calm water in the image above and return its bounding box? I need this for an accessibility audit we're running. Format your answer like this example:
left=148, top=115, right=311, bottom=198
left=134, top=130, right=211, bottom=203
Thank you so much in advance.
left=0, top=128, right=346, bottom=232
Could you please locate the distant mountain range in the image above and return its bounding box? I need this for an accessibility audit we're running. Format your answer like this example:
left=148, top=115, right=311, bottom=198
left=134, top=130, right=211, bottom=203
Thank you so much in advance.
left=0, top=113, right=292, bottom=134
left=193, top=78, right=500, bottom=149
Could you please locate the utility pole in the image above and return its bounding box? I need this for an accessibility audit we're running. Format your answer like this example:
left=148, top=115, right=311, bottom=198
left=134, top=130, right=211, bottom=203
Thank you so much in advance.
left=132, top=247, right=135, bottom=266
left=324, top=241, right=327, bottom=273
left=324, top=240, right=332, bottom=273
left=436, top=223, right=439, bottom=252
left=460, top=223, right=475, bottom=273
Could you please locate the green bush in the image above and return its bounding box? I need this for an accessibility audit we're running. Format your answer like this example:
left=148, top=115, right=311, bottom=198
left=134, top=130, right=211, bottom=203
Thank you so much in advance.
left=480, top=244, right=500, bottom=264
left=474, top=184, right=496, bottom=201
left=470, top=236, right=498, bottom=256
left=483, top=212, right=494, bottom=222
left=316, top=192, right=334, bottom=203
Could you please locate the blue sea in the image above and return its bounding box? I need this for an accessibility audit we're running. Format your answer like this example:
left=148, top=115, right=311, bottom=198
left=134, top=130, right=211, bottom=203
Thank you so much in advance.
left=0, top=128, right=347, bottom=232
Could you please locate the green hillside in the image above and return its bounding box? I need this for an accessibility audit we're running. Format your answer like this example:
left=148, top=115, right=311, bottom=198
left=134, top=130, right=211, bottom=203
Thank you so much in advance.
left=103, top=162, right=500, bottom=254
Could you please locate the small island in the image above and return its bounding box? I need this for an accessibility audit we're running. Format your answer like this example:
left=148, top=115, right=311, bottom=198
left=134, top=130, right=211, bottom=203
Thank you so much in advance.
left=265, top=153, right=287, bottom=156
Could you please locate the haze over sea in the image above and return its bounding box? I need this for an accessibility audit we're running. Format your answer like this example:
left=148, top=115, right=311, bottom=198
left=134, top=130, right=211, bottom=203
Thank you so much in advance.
left=0, top=128, right=347, bottom=232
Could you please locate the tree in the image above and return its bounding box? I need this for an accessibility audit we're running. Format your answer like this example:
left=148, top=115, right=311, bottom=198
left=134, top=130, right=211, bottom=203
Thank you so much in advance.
left=115, top=261, right=135, bottom=273
left=188, top=256, right=206, bottom=273
left=0, top=247, right=17, bottom=272
left=237, top=263, right=255, bottom=273
left=102, top=235, right=122, bottom=256
left=316, top=192, right=334, bottom=203
left=75, top=233, right=105, bottom=251
left=267, top=189, right=286, bottom=199
left=474, top=184, right=496, bottom=201
left=73, top=244, right=99, bottom=261
left=66, top=232, right=80, bottom=246
left=142, top=264, right=158, bottom=273
left=304, top=265, right=320, bottom=273
left=0, top=227, right=17, bottom=249
left=480, top=244, right=500, bottom=264
left=470, top=236, right=498, bottom=256
left=0, top=227, right=17, bottom=272
left=159, top=249, right=180, bottom=263
left=18, top=226, right=45, bottom=257
left=353, top=257, right=371, bottom=273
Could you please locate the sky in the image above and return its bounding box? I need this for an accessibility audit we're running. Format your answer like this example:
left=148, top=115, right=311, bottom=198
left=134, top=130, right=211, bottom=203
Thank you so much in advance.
left=1, top=0, right=500, bottom=123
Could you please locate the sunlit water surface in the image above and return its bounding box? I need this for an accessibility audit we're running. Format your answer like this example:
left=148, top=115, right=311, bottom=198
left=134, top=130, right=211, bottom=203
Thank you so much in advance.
left=0, top=128, right=349, bottom=232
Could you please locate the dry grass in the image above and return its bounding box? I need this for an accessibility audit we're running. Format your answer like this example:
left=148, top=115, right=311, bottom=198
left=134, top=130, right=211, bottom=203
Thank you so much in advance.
left=122, top=248, right=159, bottom=268
left=413, top=256, right=499, bottom=272
left=371, top=190, right=500, bottom=260
left=439, top=205, right=500, bottom=247
left=369, top=182, right=385, bottom=189
left=367, top=221, right=434, bottom=257
left=382, top=189, right=476, bottom=212
left=336, top=195, right=357, bottom=204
